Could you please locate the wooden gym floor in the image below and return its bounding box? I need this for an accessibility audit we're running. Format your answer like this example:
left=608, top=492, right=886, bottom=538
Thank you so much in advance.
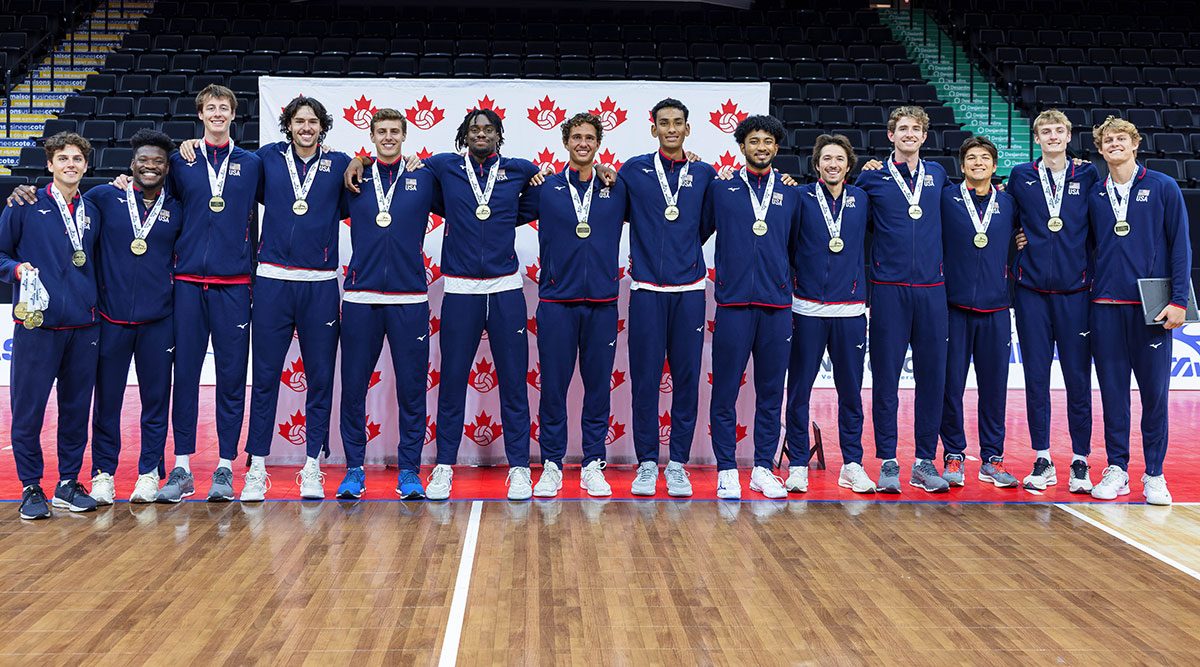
left=2, top=387, right=1200, bottom=664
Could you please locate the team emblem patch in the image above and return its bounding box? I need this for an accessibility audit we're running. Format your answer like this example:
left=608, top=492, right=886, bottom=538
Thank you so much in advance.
left=497, top=169, right=507, bottom=181
left=771, top=192, right=783, bottom=205
left=318, top=159, right=332, bottom=172
left=1136, top=189, right=1150, bottom=202
left=681, top=175, right=693, bottom=187
left=599, top=187, right=611, bottom=199
left=1068, top=182, right=1081, bottom=195
left=158, top=210, right=171, bottom=222
left=229, top=163, right=242, bottom=177
left=845, top=196, right=856, bottom=208
left=923, top=174, right=934, bottom=186
left=405, top=178, right=417, bottom=191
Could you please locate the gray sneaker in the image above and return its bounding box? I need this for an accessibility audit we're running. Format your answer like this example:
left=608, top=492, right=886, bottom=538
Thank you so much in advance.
left=630, top=461, right=658, bottom=496
left=910, top=460, right=950, bottom=493
left=942, top=454, right=966, bottom=487
left=978, top=457, right=1019, bottom=488
left=207, top=467, right=235, bottom=502
left=156, top=467, right=195, bottom=503
left=665, top=461, right=693, bottom=497
left=877, top=460, right=901, bottom=494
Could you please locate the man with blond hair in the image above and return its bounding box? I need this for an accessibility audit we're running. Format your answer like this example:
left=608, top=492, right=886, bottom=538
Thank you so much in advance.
left=1087, top=116, right=1191, bottom=505
left=856, top=106, right=951, bottom=494
left=1007, top=109, right=1100, bottom=493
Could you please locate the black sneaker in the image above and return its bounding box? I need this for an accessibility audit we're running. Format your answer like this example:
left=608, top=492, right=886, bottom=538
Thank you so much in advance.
left=1069, top=460, right=1094, bottom=494
left=19, top=485, right=51, bottom=520
left=52, top=479, right=97, bottom=513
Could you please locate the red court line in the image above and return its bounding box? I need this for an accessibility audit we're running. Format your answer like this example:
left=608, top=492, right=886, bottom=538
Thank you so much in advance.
left=2, top=387, right=1197, bottom=503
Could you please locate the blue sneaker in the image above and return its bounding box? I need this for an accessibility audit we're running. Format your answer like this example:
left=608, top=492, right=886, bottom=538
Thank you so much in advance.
left=19, top=484, right=51, bottom=520
left=337, top=467, right=366, bottom=499
left=396, top=469, right=425, bottom=499
left=53, top=479, right=98, bottom=512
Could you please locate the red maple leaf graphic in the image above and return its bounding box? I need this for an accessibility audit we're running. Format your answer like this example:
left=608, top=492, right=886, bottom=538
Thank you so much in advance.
left=527, top=316, right=538, bottom=337
left=426, top=213, right=444, bottom=234
left=427, top=363, right=440, bottom=391
left=368, top=370, right=382, bottom=389
left=424, top=417, right=437, bottom=446
left=606, top=416, right=627, bottom=445
left=354, top=147, right=373, bottom=160
left=588, top=96, right=628, bottom=131
left=423, top=251, right=441, bottom=284
left=280, top=357, right=306, bottom=392
left=658, top=411, right=672, bottom=446
left=405, top=95, right=444, bottom=131
left=617, top=266, right=626, bottom=280
left=735, top=423, right=748, bottom=442
left=525, top=260, right=541, bottom=283
left=610, top=370, right=626, bottom=391
left=429, top=316, right=441, bottom=335
left=424, top=417, right=439, bottom=448
left=707, top=371, right=747, bottom=387
left=465, top=411, right=502, bottom=446
left=527, top=96, right=566, bottom=130
left=712, top=151, right=744, bottom=172
left=527, top=363, right=541, bottom=391
left=709, top=99, right=748, bottom=134
left=365, top=418, right=382, bottom=442
left=616, top=318, right=626, bottom=333
left=707, top=267, right=717, bottom=282
left=277, top=410, right=306, bottom=445
left=530, top=420, right=540, bottom=443
left=707, top=319, right=716, bottom=334
left=534, top=148, right=566, bottom=172
left=597, top=148, right=623, bottom=171
left=416, top=146, right=434, bottom=160
left=469, top=358, right=497, bottom=392
left=468, top=95, right=506, bottom=120
left=343, top=96, right=377, bottom=130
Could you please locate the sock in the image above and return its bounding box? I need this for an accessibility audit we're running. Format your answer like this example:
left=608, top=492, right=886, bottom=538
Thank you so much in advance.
left=305, top=456, right=319, bottom=468
left=1072, top=454, right=1087, bottom=464
left=1037, top=450, right=1052, bottom=462
left=217, top=458, right=233, bottom=471
left=176, top=455, right=191, bottom=473
left=249, top=455, right=266, bottom=471
left=884, top=458, right=898, bottom=465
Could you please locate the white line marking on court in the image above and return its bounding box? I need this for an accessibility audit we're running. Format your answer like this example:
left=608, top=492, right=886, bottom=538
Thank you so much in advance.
left=1055, top=503, right=1200, bottom=582
left=439, top=500, right=483, bottom=667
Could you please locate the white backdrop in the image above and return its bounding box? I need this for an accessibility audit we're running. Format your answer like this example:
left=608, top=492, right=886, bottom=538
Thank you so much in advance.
left=4, top=77, right=1198, bottom=465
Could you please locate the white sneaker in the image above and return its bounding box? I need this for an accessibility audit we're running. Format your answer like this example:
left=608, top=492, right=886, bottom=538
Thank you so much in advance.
left=129, top=471, right=160, bottom=503
left=750, top=466, right=787, bottom=499
left=426, top=464, right=453, bottom=500
left=580, top=460, right=612, bottom=497
left=1142, top=474, right=1172, bottom=506
left=785, top=465, right=809, bottom=493
left=631, top=461, right=658, bottom=496
left=507, top=466, right=533, bottom=500
left=297, top=460, right=325, bottom=500
left=534, top=461, right=563, bottom=497
left=1090, top=465, right=1130, bottom=500
left=665, top=461, right=693, bottom=497
left=90, top=472, right=115, bottom=506
left=838, top=462, right=877, bottom=493
left=716, top=469, right=742, bottom=500
left=240, top=467, right=270, bottom=502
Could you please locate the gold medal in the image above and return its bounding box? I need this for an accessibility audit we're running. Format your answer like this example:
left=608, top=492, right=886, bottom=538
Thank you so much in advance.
left=14, top=302, right=29, bottom=319
left=72, top=251, right=86, bottom=267
left=1114, top=221, right=1130, bottom=237
left=24, top=310, right=43, bottom=329
left=376, top=211, right=392, bottom=227
left=1047, top=216, right=1063, bottom=232
left=292, top=199, right=309, bottom=216
left=973, top=232, right=989, bottom=248
left=908, top=204, right=923, bottom=219
left=209, top=196, right=226, bottom=213
left=664, top=205, right=680, bottom=221
left=475, top=204, right=491, bottom=220
left=575, top=222, right=591, bottom=239
left=828, top=237, right=844, bottom=253
left=130, top=238, right=148, bottom=255
left=752, top=220, right=768, bottom=236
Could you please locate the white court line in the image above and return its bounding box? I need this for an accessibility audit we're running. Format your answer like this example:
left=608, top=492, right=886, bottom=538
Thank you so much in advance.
left=1055, top=503, right=1200, bottom=582
left=438, top=500, right=483, bottom=667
